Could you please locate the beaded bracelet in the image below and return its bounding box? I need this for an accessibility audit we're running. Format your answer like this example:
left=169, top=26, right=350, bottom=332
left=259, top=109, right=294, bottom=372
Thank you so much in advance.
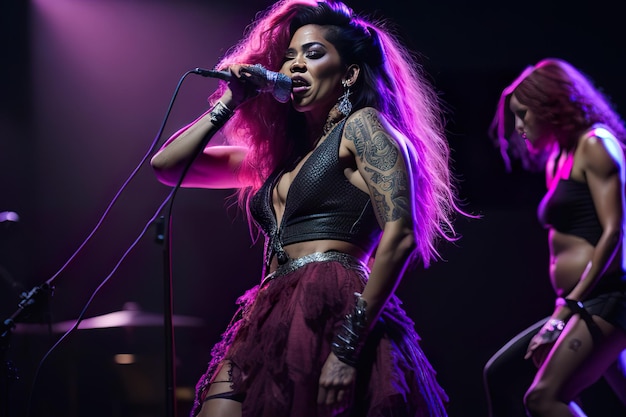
left=331, top=293, right=368, bottom=367
left=208, top=101, right=233, bottom=128
left=545, top=318, right=566, bottom=332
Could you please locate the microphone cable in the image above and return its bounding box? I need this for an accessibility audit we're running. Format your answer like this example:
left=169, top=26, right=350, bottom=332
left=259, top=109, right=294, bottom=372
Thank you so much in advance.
left=23, top=69, right=200, bottom=417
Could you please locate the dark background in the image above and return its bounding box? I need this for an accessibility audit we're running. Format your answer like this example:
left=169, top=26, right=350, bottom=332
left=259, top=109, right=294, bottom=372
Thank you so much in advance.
left=1, top=0, right=625, bottom=416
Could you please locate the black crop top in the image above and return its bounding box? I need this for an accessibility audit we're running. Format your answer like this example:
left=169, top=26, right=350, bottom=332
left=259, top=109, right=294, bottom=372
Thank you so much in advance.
left=537, top=178, right=602, bottom=245
left=536, top=126, right=620, bottom=245
left=250, top=120, right=382, bottom=267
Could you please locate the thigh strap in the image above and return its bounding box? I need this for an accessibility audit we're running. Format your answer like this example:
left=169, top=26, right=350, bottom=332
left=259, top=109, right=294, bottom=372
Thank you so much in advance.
left=565, top=299, right=604, bottom=343
left=203, top=391, right=245, bottom=403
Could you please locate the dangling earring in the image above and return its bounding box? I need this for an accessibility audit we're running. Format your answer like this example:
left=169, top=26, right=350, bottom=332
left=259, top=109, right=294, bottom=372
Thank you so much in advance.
left=337, top=80, right=353, bottom=117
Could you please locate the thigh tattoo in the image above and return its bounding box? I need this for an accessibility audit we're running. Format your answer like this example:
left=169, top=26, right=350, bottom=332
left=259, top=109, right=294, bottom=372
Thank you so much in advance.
left=568, top=338, right=582, bottom=352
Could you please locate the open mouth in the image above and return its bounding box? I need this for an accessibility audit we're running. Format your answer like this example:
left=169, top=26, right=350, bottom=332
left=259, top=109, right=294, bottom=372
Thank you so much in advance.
left=291, top=77, right=310, bottom=93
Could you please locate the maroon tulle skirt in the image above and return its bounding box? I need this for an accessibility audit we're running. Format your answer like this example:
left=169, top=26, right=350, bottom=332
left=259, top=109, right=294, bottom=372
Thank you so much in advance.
left=192, top=253, right=448, bottom=417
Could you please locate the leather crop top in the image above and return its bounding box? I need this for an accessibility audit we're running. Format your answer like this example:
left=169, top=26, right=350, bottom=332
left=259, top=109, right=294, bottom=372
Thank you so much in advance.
left=250, top=120, right=382, bottom=267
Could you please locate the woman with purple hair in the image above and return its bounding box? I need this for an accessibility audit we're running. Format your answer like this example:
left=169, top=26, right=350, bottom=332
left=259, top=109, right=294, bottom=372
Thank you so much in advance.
left=151, top=0, right=462, bottom=416
left=485, top=58, right=626, bottom=417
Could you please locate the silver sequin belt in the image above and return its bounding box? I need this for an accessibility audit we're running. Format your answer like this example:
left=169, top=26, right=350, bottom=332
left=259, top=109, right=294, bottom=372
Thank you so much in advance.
left=261, top=251, right=370, bottom=287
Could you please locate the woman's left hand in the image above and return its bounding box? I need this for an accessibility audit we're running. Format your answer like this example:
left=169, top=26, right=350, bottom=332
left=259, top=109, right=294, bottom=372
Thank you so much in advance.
left=524, top=318, right=565, bottom=366
left=317, top=352, right=356, bottom=407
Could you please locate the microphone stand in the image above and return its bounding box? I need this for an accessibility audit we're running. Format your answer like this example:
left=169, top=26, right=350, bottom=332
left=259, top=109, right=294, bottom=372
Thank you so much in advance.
left=0, top=66, right=233, bottom=417
left=0, top=69, right=207, bottom=417
left=1, top=283, right=52, bottom=417
left=158, top=76, right=226, bottom=417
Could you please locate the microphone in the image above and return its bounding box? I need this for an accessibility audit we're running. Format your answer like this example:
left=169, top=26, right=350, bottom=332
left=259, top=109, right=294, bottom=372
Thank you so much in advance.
left=193, top=64, right=292, bottom=103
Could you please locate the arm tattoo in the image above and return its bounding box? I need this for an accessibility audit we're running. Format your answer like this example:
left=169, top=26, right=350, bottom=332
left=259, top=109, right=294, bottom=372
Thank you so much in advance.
left=366, top=131, right=399, bottom=170
left=344, top=109, right=410, bottom=223
left=366, top=168, right=409, bottom=221
left=344, top=116, right=366, bottom=156
left=370, top=188, right=391, bottom=223
left=344, top=109, right=385, bottom=159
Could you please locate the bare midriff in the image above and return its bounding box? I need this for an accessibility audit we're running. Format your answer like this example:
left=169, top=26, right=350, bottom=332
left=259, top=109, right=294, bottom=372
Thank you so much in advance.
left=267, top=239, right=370, bottom=273
left=548, top=228, right=621, bottom=296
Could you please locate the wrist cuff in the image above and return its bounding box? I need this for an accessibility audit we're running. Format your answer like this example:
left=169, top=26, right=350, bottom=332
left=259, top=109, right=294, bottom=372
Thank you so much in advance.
left=208, top=101, right=233, bottom=128
left=331, top=293, right=368, bottom=367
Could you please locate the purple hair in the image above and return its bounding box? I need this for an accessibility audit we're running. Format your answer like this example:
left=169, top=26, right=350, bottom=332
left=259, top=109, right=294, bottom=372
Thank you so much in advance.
left=211, top=0, right=461, bottom=266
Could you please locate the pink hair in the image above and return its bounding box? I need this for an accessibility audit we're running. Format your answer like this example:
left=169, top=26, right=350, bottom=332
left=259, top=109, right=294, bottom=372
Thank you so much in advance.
left=368, top=25, right=461, bottom=266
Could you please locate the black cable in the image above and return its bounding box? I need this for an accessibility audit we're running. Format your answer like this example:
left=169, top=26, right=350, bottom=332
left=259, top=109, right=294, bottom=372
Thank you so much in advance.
left=22, top=69, right=201, bottom=417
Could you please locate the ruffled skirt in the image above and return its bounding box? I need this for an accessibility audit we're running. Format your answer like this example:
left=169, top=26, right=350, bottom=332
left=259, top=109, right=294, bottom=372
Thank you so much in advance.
left=192, top=253, right=448, bottom=417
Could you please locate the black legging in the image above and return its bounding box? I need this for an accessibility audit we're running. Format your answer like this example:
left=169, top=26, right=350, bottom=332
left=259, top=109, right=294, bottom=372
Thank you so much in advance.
left=483, top=317, right=547, bottom=417
left=484, top=315, right=626, bottom=417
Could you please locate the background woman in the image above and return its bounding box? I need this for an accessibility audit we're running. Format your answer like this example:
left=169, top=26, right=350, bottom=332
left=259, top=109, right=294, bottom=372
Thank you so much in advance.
left=486, top=58, right=626, bottom=417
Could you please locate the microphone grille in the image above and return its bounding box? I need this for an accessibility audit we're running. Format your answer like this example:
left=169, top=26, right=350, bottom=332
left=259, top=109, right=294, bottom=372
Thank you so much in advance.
left=272, top=73, right=292, bottom=103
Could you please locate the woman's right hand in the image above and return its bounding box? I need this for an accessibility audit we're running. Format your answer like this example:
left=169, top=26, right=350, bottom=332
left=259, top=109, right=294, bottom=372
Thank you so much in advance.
left=318, top=352, right=356, bottom=409
left=150, top=63, right=266, bottom=188
left=219, top=64, right=263, bottom=109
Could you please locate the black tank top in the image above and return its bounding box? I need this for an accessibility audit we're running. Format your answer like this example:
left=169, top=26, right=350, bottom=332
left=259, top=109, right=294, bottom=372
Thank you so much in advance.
left=538, top=126, right=626, bottom=295
left=537, top=178, right=602, bottom=245
left=250, top=120, right=382, bottom=267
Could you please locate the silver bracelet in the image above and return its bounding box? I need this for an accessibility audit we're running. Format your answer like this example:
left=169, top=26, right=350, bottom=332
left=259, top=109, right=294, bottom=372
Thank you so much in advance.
left=208, top=101, right=233, bottom=128
left=331, top=292, right=369, bottom=367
